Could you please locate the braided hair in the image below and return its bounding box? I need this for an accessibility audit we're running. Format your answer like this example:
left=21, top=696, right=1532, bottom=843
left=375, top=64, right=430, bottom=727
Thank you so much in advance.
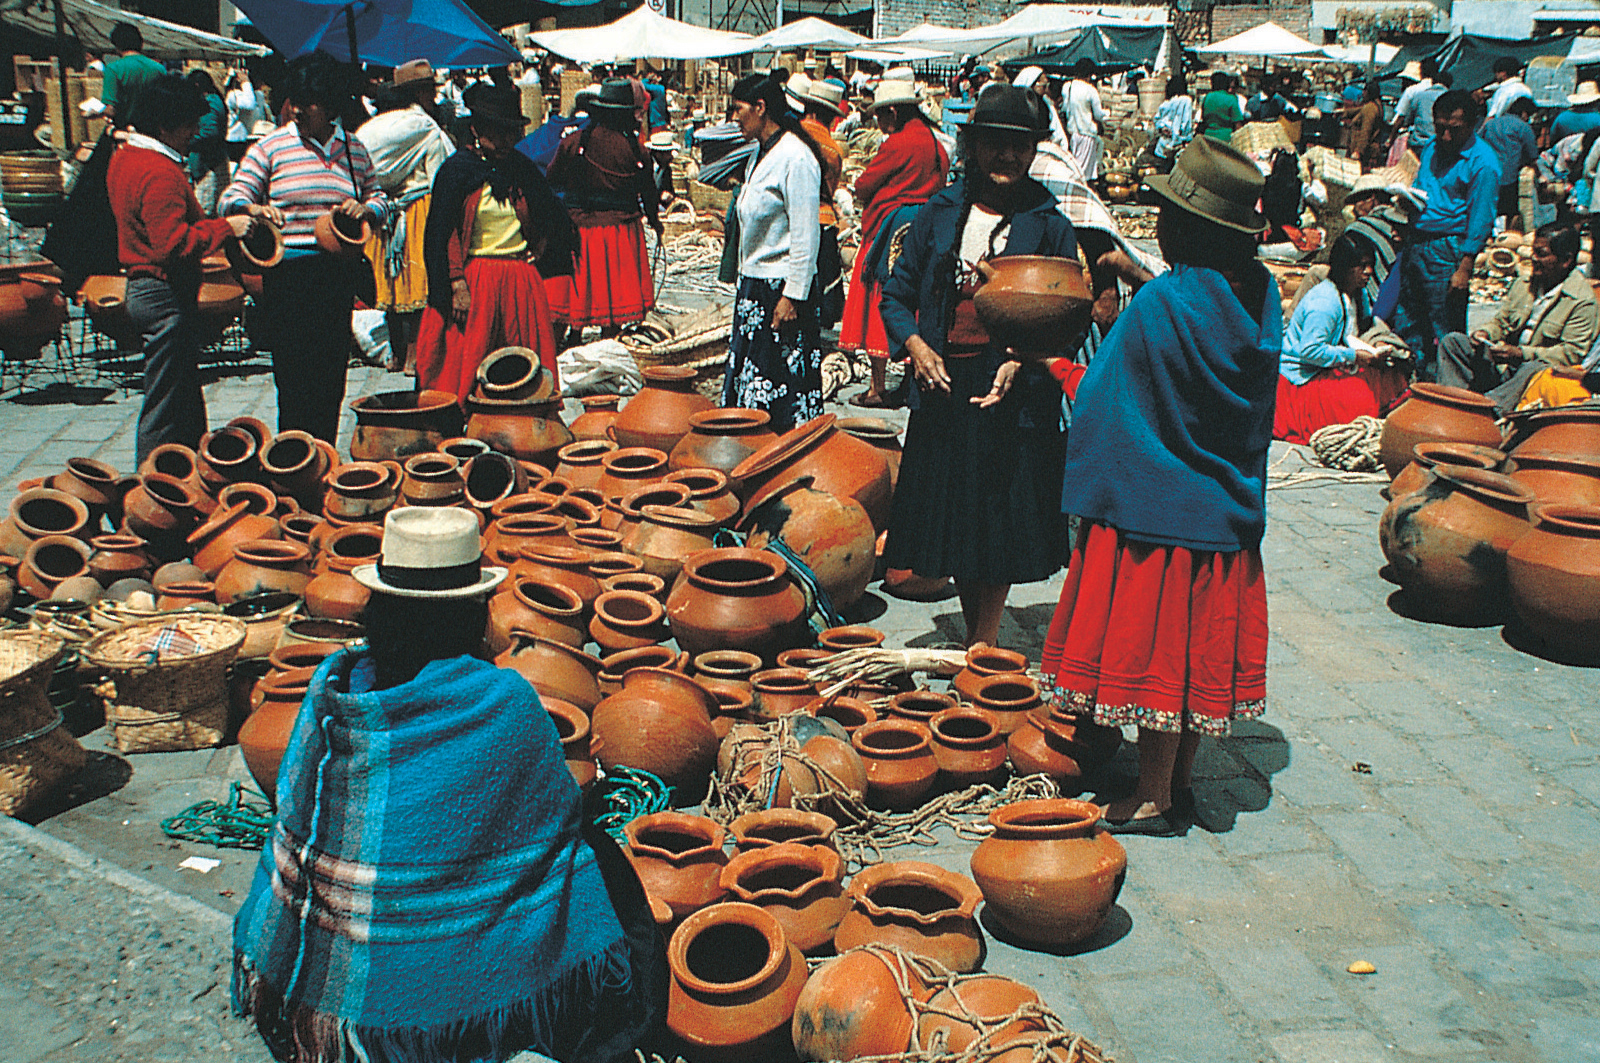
left=731, top=72, right=829, bottom=172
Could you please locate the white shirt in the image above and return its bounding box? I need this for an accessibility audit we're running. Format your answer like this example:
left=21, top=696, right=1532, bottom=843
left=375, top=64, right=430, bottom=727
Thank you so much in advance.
left=1393, top=77, right=1433, bottom=126
left=225, top=82, right=267, bottom=142
left=354, top=105, right=452, bottom=197
left=1060, top=79, right=1105, bottom=136
left=957, top=205, right=1010, bottom=288
left=437, top=81, right=470, bottom=118
left=1487, top=78, right=1533, bottom=119
left=736, top=131, right=822, bottom=300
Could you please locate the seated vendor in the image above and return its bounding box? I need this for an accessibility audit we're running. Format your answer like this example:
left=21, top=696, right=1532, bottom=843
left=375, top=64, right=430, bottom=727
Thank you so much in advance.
left=1274, top=232, right=1409, bottom=445
left=1437, top=222, right=1598, bottom=414
left=232, top=507, right=664, bottom=1063
left=1515, top=341, right=1600, bottom=410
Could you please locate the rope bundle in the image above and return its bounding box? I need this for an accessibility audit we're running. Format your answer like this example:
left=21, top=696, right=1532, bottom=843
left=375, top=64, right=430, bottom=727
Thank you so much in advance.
left=1308, top=415, right=1384, bottom=472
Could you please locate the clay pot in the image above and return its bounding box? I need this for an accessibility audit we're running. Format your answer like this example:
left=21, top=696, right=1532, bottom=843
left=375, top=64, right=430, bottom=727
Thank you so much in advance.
left=465, top=397, right=574, bottom=465
left=969, top=673, right=1044, bottom=736
left=1008, top=706, right=1122, bottom=787
left=195, top=426, right=260, bottom=492
left=834, top=860, right=985, bottom=973
left=1378, top=383, right=1503, bottom=479
left=624, top=811, right=729, bottom=919
left=1505, top=452, right=1600, bottom=507
left=592, top=667, right=720, bottom=804
left=732, top=413, right=895, bottom=532
left=818, top=624, right=885, bottom=653
left=50, top=574, right=103, bottom=604
left=928, top=706, right=1008, bottom=787
left=852, top=718, right=939, bottom=810
left=602, top=571, right=667, bottom=600
left=238, top=669, right=314, bottom=802
left=836, top=417, right=903, bottom=489
left=720, top=842, right=848, bottom=954
left=18, top=536, right=91, bottom=599
left=1379, top=466, right=1534, bottom=623
left=666, top=901, right=809, bottom=1062
left=400, top=452, right=466, bottom=507
left=214, top=540, right=314, bottom=605
left=137, top=443, right=213, bottom=514
left=598, top=645, right=685, bottom=695
left=438, top=436, right=492, bottom=463
left=513, top=544, right=602, bottom=610
left=570, top=524, right=620, bottom=552
left=123, top=474, right=207, bottom=560
left=48, top=457, right=120, bottom=526
left=315, top=525, right=382, bottom=576
left=622, top=504, right=720, bottom=583
left=729, top=808, right=838, bottom=852
left=972, top=254, right=1093, bottom=352
left=267, top=642, right=343, bottom=674
left=663, top=468, right=740, bottom=526
left=1502, top=403, right=1600, bottom=459
left=750, top=668, right=818, bottom=722
left=740, top=482, right=876, bottom=611
left=218, top=480, right=282, bottom=520
left=0, top=266, right=68, bottom=358
left=275, top=616, right=365, bottom=651
left=321, top=462, right=400, bottom=521
left=693, top=649, right=763, bottom=691
left=476, top=345, right=556, bottom=403
left=152, top=560, right=207, bottom=589
left=611, top=482, right=694, bottom=538
left=487, top=576, right=587, bottom=654
left=256, top=431, right=330, bottom=510
left=86, top=533, right=153, bottom=586
left=570, top=394, right=623, bottom=441
left=803, top=695, right=878, bottom=734
left=665, top=548, right=809, bottom=660
left=313, top=209, right=372, bottom=256
left=187, top=501, right=283, bottom=578
left=887, top=689, right=958, bottom=727
left=543, top=696, right=596, bottom=790
left=612, top=366, right=715, bottom=453
left=79, top=274, right=136, bottom=347
left=552, top=440, right=618, bottom=491
left=1390, top=442, right=1507, bottom=502
left=791, top=948, right=924, bottom=1062
left=917, top=976, right=1045, bottom=1056
left=698, top=678, right=753, bottom=736
left=970, top=798, right=1128, bottom=948
left=152, top=581, right=215, bottom=610
left=952, top=646, right=1029, bottom=701
left=590, top=589, right=671, bottom=652
left=229, top=217, right=285, bottom=273
left=302, top=554, right=370, bottom=622
left=595, top=446, right=670, bottom=503
left=495, top=632, right=604, bottom=711
left=484, top=514, right=572, bottom=565
left=490, top=491, right=560, bottom=523
left=1506, top=503, right=1600, bottom=661
left=349, top=389, right=465, bottom=462
left=668, top=408, right=780, bottom=475
left=0, top=487, right=90, bottom=558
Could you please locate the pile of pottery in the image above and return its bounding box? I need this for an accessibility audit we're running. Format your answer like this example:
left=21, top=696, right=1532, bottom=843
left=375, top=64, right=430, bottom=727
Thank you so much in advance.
left=625, top=797, right=1125, bottom=1061
left=1378, top=390, right=1600, bottom=658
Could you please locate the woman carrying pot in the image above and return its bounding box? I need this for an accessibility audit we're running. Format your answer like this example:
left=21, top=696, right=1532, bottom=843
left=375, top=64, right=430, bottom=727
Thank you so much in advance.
left=878, top=86, right=1078, bottom=648
left=415, top=84, right=577, bottom=401
left=722, top=73, right=828, bottom=431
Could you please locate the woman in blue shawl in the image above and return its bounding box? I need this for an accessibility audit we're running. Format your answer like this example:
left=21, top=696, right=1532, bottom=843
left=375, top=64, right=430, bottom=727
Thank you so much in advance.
left=1038, top=137, right=1281, bottom=837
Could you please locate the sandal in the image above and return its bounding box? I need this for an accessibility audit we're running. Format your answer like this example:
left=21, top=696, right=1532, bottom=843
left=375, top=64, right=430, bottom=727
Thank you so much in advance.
left=850, top=389, right=891, bottom=409
left=1101, top=811, right=1182, bottom=838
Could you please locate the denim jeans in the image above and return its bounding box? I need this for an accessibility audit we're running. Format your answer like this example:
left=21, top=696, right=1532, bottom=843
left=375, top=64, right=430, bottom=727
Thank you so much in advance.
left=126, top=275, right=205, bottom=463
left=1392, top=234, right=1469, bottom=380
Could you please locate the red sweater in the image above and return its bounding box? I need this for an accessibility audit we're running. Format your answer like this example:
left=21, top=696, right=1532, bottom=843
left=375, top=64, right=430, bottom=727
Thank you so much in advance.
left=107, top=143, right=232, bottom=282
left=854, top=118, right=949, bottom=241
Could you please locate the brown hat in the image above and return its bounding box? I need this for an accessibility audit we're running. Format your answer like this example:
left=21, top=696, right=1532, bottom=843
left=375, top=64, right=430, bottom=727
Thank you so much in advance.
left=1143, top=136, right=1267, bottom=235
left=393, top=59, right=434, bottom=88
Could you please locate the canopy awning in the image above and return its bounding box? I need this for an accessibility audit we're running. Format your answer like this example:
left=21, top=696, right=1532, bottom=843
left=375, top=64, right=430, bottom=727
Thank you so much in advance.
left=0, top=0, right=267, bottom=59
left=1377, top=31, right=1577, bottom=93
left=752, top=17, right=869, bottom=51
left=846, top=45, right=953, bottom=62
left=1195, top=22, right=1322, bottom=57
left=1003, top=25, right=1167, bottom=74
left=530, top=7, right=755, bottom=63
left=230, top=0, right=519, bottom=67
left=1319, top=42, right=1400, bottom=65
left=878, top=4, right=1166, bottom=55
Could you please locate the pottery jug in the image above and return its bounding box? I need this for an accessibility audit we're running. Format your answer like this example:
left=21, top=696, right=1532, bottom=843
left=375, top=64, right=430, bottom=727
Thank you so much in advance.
left=570, top=393, right=623, bottom=441
left=121, top=473, right=204, bottom=559
left=624, top=811, right=729, bottom=919
left=972, top=255, right=1093, bottom=353
left=1378, top=383, right=1503, bottom=479
left=214, top=540, right=314, bottom=605
left=1505, top=452, right=1600, bottom=507
left=495, top=632, right=604, bottom=711
left=611, top=365, right=715, bottom=452
left=719, top=842, right=849, bottom=954
left=553, top=440, right=618, bottom=490
left=603, top=570, right=667, bottom=601
left=928, top=706, right=1008, bottom=787
left=313, top=209, right=371, bottom=256
left=187, top=501, right=283, bottom=578
left=592, top=667, right=720, bottom=804
left=732, top=413, right=894, bottom=531
left=852, top=718, right=939, bottom=810
left=791, top=948, right=926, bottom=1062
left=834, top=860, right=985, bottom=973
left=487, top=576, right=587, bottom=654
left=668, top=408, right=780, bottom=475
left=1506, top=503, right=1600, bottom=661
left=621, top=504, right=720, bottom=583
left=666, top=901, right=809, bottom=1063
left=1389, top=441, right=1506, bottom=503
left=349, top=389, right=465, bottom=462
left=665, top=547, right=809, bottom=660
left=739, top=482, right=876, bottom=611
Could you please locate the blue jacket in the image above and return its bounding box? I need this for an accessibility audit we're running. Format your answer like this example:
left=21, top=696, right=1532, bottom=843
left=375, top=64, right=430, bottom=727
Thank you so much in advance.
left=1414, top=136, right=1501, bottom=255
left=1280, top=279, right=1359, bottom=385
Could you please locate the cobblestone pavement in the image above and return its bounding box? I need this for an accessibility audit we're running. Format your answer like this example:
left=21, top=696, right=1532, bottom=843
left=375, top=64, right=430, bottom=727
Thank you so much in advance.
left=1, top=346, right=1596, bottom=1063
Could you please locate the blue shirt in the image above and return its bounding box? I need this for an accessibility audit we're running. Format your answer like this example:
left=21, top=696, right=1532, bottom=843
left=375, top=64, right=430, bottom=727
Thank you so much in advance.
left=1551, top=106, right=1600, bottom=143
left=1399, top=84, right=1446, bottom=153
left=1280, top=280, right=1359, bottom=385
left=1414, top=135, right=1501, bottom=255
left=644, top=81, right=668, bottom=130
left=1479, top=113, right=1540, bottom=188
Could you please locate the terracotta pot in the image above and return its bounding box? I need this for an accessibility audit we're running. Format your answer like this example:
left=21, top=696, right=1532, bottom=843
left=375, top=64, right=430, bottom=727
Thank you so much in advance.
left=195, top=425, right=260, bottom=492
left=18, top=535, right=91, bottom=599
left=834, top=860, right=985, bottom=973
left=610, top=481, right=694, bottom=538
left=50, top=574, right=103, bottom=604
left=280, top=513, right=325, bottom=553
left=952, top=646, right=1029, bottom=701
left=1007, top=706, right=1121, bottom=786
left=313, top=209, right=372, bottom=257
left=152, top=560, right=207, bottom=590
left=303, top=554, right=370, bottom=622
left=740, top=482, right=876, bottom=611
left=1505, top=452, right=1600, bottom=507
left=229, top=217, right=285, bottom=272
left=595, top=446, right=671, bottom=504
left=663, top=468, right=740, bottom=525
left=495, top=632, right=604, bottom=711
left=697, top=678, right=753, bottom=737
left=1378, top=383, right=1503, bottom=479
left=589, top=589, right=671, bottom=652
left=217, top=481, right=280, bottom=519
left=665, top=547, right=809, bottom=661
left=513, top=544, right=602, bottom=610
left=917, top=976, right=1044, bottom=1056
left=666, top=901, right=808, bottom=1063
left=692, top=649, right=764, bottom=691
left=475, top=345, right=556, bottom=403
left=86, top=533, right=153, bottom=586
left=970, top=798, right=1128, bottom=948
left=791, top=948, right=924, bottom=1062
left=928, top=706, right=1008, bottom=787
left=598, top=645, right=685, bottom=695
left=1389, top=442, right=1506, bottom=503
left=602, top=571, right=668, bottom=601
left=187, top=501, right=283, bottom=578
left=624, top=811, right=729, bottom=919
left=349, top=389, right=465, bottom=462
left=0, top=266, right=68, bottom=358
left=818, top=624, right=885, bottom=653
left=668, top=408, right=780, bottom=475
left=152, top=581, right=216, bottom=610
left=275, top=616, right=365, bottom=651
left=1502, top=403, right=1600, bottom=459
left=546, top=495, right=604, bottom=529
left=886, top=689, right=959, bottom=727
left=437, top=437, right=491, bottom=463
left=852, top=718, right=939, bottom=810
left=256, top=430, right=329, bottom=510
left=732, top=413, right=895, bottom=532
left=592, top=667, right=720, bottom=804
left=972, top=254, right=1093, bottom=352
left=0, top=487, right=90, bottom=558
left=399, top=452, right=466, bottom=507
left=719, top=842, right=848, bottom=954
left=836, top=416, right=903, bottom=490
left=323, top=463, right=399, bottom=524
left=315, top=525, right=382, bottom=578
left=803, top=695, right=877, bottom=734
left=487, top=576, right=587, bottom=654
left=214, top=540, right=313, bottom=605
left=750, top=668, right=818, bottom=722
left=1506, top=503, right=1600, bottom=661
left=120, top=474, right=204, bottom=559
left=570, top=525, right=620, bottom=552
left=729, top=808, right=838, bottom=852
left=137, top=443, right=213, bottom=514
left=465, top=397, right=573, bottom=465
left=541, top=696, right=597, bottom=790
left=555, top=440, right=624, bottom=496
left=267, top=642, right=343, bottom=674
left=489, top=491, right=560, bottom=524
left=48, top=457, right=120, bottom=526
left=1379, top=466, right=1534, bottom=623
left=570, top=393, right=623, bottom=442
left=969, top=673, right=1044, bottom=736
left=611, top=365, right=715, bottom=453
left=621, top=504, right=720, bottom=583
left=79, top=273, right=137, bottom=347
left=238, top=669, right=314, bottom=802
left=483, top=514, right=571, bottom=566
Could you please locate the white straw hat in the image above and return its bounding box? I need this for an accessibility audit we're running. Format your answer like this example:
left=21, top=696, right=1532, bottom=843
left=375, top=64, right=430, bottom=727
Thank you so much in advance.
left=1570, top=80, right=1600, bottom=105
left=353, top=507, right=505, bottom=599
left=869, top=79, right=921, bottom=112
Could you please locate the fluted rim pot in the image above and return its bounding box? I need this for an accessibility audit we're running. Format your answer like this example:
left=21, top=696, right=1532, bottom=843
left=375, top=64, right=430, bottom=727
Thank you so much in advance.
left=719, top=841, right=848, bottom=954
left=623, top=809, right=729, bottom=912
left=729, top=808, right=838, bottom=851
left=835, top=860, right=985, bottom=972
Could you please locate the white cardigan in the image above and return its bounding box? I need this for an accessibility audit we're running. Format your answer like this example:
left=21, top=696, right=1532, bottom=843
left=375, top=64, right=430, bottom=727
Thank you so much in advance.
left=735, top=130, right=821, bottom=301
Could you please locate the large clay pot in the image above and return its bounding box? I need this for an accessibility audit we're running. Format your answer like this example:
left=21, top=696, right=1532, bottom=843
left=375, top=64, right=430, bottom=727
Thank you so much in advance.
left=836, top=416, right=903, bottom=489
left=86, top=533, right=153, bottom=586
left=591, top=667, right=720, bottom=804
left=917, top=976, right=1045, bottom=1055
left=621, top=504, right=720, bottom=583
left=196, top=425, right=260, bottom=493
left=400, top=452, right=465, bottom=507
left=187, top=501, right=283, bottom=578
left=612, top=366, right=715, bottom=452
left=663, top=468, right=740, bottom=526
left=739, top=482, right=876, bottom=610
left=239, top=668, right=313, bottom=802
left=1505, top=452, right=1600, bottom=507
left=570, top=393, right=622, bottom=441
left=544, top=696, right=597, bottom=790
left=719, top=842, right=849, bottom=954
left=18, top=536, right=91, bottom=599
left=0, top=487, right=90, bottom=558
left=1379, top=466, right=1534, bottom=623
left=928, top=706, right=1008, bottom=787
left=48, top=457, right=121, bottom=526
left=969, top=673, right=1044, bottom=736
left=589, top=589, right=672, bottom=652
left=466, top=397, right=574, bottom=465
left=1502, top=403, right=1600, bottom=459
left=313, top=209, right=372, bottom=256
left=972, top=255, right=1093, bottom=352
left=259, top=431, right=332, bottom=511
left=666, top=901, right=809, bottom=1063
left=121, top=474, right=204, bottom=559
left=729, top=808, right=838, bottom=852
left=487, top=576, right=587, bottom=653
left=1007, top=705, right=1121, bottom=787
left=322, top=462, right=400, bottom=520
left=1378, top=383, right=1502, bottom=479
left=970, top=798, right=1128, bottom=948
left=732, top=413, right=894, bottom=531
left=791, top=948, right=925, bottom=1062
left=1390, top=442, right=1506, bottom=503
left=553, top=440, right=617, bottom=490
left=475, top=346, right=556, bottom=403
left=214, top=540, right=314, bottom=604
left=834, top=860, right=985, bottom=973
left=668, top=408, right=779, bottom=474
left=666, top=547, right=809, bottom=660
left=495, top=632, right=604, bottom=711
left=623, top=811, right=729, bottom=919
left=595, top=446, right=670, bottom=504
left=852, top=718, right=939, bottom=810
left=349, top=390, right=465, bottom=462
left=597, top=645, right=685, bottom=696
left=952, top=645, right=1029, bottom=701
left=1506, top=503, right=1600, bottom=661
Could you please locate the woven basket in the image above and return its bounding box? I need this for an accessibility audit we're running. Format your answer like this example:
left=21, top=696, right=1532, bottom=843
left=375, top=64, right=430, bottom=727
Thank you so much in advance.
left=83, top=615, right=247, bottom=753
left=621, top=302, right=732, bottom=399
left=688, top=178, right=732, bottom=214
left=0, top=630, right=87, bottom=816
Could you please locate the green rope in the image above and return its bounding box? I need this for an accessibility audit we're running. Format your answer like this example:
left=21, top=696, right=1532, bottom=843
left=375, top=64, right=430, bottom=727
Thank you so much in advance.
left=587, top=766, right=673, bottom=843
left=160, top=782, right=275, bottom=850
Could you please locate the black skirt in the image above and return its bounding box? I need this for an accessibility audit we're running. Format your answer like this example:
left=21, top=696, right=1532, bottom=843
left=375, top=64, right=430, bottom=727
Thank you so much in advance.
left=883, top=355, right=1070, bottom=585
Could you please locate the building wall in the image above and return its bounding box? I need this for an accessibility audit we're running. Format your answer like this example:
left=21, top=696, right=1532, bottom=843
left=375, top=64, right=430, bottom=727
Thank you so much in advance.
left=1450, top=0, right=1598, bottom=37
left=1209, top=1, right=1313, bottom=40
left=874, top=0, right=991, bottom=40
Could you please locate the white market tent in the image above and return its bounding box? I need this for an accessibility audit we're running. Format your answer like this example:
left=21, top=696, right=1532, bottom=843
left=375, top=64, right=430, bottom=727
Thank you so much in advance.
left=752, top=17, right=869, bottom=52
left=0, top=0, right=267, bottom=59
left=1320, top=41, right=1400, bottom=64
left=1196, top=22, right=1323, bottom=58
left=848, top=45, right=954, bottom=63
left=878, top=4, right=1166, bottom=55
left=529, top=7, right=755, bottom=64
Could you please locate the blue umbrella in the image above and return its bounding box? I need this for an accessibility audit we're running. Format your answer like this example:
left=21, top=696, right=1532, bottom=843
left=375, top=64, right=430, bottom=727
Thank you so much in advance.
left=231, top=0, right=520, bottom=68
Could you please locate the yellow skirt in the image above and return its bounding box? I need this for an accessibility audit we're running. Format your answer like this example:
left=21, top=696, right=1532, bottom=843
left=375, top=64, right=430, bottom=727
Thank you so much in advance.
left=1516, top=367, right=1594, bottom=411
left=365, top=194, right=431, bottom=314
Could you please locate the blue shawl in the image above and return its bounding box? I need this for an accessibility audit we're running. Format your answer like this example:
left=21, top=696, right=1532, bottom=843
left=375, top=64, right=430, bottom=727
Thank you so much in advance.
left=233, top=651, right=640, bottom=1063
left=1061, top=263, right=1281, bottom=552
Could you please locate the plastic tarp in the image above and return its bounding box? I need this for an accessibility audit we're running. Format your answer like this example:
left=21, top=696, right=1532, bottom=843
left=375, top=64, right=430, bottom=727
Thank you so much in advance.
left=877, top=4, right=1166, bottom=55
left=0, top=0, right=266, bottom=59
left=230, top=0, right=519, bottom=67
left=752, top=17, right=869, bottom=51
left=529, top=7, right=755, bottom=63
left=1003, top=26, right=1167, bottom=74
left=1196, top=22, right=1322, bottom=57
left=1376, top=32, right=1577, bottom=93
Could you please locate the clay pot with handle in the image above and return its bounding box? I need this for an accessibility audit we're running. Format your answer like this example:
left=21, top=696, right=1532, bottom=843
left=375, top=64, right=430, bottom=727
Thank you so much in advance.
left=971, top=255, right=1093, bottom=357
left=569, top=393, right=622, bottom=441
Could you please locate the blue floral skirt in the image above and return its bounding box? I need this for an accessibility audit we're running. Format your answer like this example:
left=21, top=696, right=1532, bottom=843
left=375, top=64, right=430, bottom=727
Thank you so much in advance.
left=723, top=275, right=824, bottom=433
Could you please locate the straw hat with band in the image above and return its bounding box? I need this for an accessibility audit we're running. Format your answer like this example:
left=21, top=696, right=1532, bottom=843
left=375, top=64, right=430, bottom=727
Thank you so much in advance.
left=392, top=59, right=434, bottom=88
left=868, top=79, right=920, bottom=113
left=647, top=130, right=677, bottom=153
left=354, top=508, right=506, bottom=599
left=801, top=78, right=845, bottom=117
left=1142, top=136, right=1266, bottom=235
left=1570, top=80, right=1600, bottom=106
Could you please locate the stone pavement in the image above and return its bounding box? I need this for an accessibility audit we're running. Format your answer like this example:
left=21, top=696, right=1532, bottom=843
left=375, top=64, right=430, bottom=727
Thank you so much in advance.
left=0, top=350, right=1597, bottom=1063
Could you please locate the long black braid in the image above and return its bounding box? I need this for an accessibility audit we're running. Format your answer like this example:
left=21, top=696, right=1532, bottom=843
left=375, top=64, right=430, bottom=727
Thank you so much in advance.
left=731, top=72, right=830, bottom=173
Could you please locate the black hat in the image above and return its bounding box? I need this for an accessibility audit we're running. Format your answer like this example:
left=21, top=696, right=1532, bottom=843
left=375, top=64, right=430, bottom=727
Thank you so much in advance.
left=466, top=83, right=528, bottom=128
left=585, top=78, right=636, bottom=112
left=967, top=84, right=1047, bottom=138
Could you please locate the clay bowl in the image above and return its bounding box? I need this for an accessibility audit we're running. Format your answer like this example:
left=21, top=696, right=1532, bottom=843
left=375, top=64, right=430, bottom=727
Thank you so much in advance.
left=972, top=255, right=1092, bottom=355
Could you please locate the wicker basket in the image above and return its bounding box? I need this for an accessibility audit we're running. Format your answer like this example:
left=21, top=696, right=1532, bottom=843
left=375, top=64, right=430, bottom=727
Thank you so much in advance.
left=83, top=615, right=247, bottom=753
left=688, top=178, right=732, bottom=214
left=0, top=630, right=87, bottom=816
left=620, top=303, right=732, bottom=400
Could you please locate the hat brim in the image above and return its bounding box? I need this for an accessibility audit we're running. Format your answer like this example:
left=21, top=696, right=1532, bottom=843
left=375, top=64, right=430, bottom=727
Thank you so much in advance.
left=585, top=99, right=634, bottom=111
left=966, top=119, right=1047, bottom=138
left=868, top=95, right=917, bottom=112
left=803, top=95, right=845, bottom=117
left=1569, top=92, right=1600, bottom=105
left=1143, top=173, right=1267, bottom=235
left=352, top=563, right=507, bottom=599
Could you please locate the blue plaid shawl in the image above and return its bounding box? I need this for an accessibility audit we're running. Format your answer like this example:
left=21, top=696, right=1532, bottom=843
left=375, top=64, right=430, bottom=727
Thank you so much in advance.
left=233, top=650, right=641, bottom=1063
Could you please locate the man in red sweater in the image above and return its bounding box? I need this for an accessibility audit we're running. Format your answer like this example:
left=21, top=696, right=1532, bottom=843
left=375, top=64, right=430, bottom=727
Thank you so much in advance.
left=107, top=74, right=251, bottom=460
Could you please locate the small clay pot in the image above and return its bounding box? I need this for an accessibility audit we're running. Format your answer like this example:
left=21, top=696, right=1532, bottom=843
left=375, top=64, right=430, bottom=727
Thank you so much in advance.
left=400, top=452, right=466, bottom=507
left=0, top=487, right=90, bottom=559
left=1505, top=451, right=1600, bottom=507
left=495, top=632, right=604, bottom=711
left=609, top=481, right=693, bottom=537
left=719, top=842, right=849, bottom=954
left=313, top=209, right=372, bottom=257
left=553, top=439, right=619, bottom=491
left=488, top=576, right=587, bottom=654
left=1506, top=503, right=1600, bottom=660
left=775, top=647, right=831, bottom=671
left=851, top=718, right=939, bottom=810
left=791, top=948, right=925, bottom=1063
left=917, top=976, right=1045, bottom=1056
left=438, top=436, right=493, bottom=462
left=969, top=673, right=1044, bottom=736
left=624, top=810, right=729, bottom=920
left=275, top=616, right=365, bottom=651
left=462, top=452, right=527, bottom=514
left=662, top=467, right=740, bottom=526
left=699, top=678, right=754, bottom=737
left=213, top=540, right=314, bottom=605
left=833, top=860, right=985, bottom=973
left=598, top=644, right=686, bottom=696
left=570, top=394, right=622, bottom=442
left=322, top=461, right=400, bottom=520
left=595, top=446, right=670, bottom=504
left=302, top=552, right=370, bottom=621
left=475, top=345, right=556, bottom=403
left=239, top=668, right=315, bottom=802
left=928, top=706, right=1008, bottom=787
left=545, top=696, right=597, bottom=791
left=817, top=624, right=885, bottom=652
left=86, top=533, right=153, bottom=586
left=952, top=646, right=1029, bottom=702
left=137, top=443, right=213, bottom=515
left=151, top=560, right=207, bottom=590
left=187, top=500, right=283, bottom=578
left=121, top=473, right=204, bottom=559
left=692, top=649, right=763, bottom=691
left=485, top=513, right=574, bottom=566
left=512, top=544, right=602, bottom=610
left=750, top=667, right=818, bottom=722
left=728, top=808, right=838, bottom=853
left=601, top=571, right=668, bottom=600
left=196, top=425, right=261, bottom=491
left=156, top=580, right=217, bottom=611
left=48, top=457, right=121, bottom=526
left=802, top=695, right=878, bottom=734
left=887, top=689, right=958, bottom=727
left=611, top=366, right=715, bottom=453
left=314, top=524, right=382, bottom=577
left=1007, top=706, right=1121, bottom=787
left=666, top=901, right=808, bottom=1063
left=267, top=641, right=343, bottom=674
left=589, top=589, right=671, bottom=652
left=836, top=417, right=903, bottom=489
left=621, top=504, right=720, bottom=583
left=587, top=550, right=646, bottom=582
left=18, top=536, right=92, bottom=599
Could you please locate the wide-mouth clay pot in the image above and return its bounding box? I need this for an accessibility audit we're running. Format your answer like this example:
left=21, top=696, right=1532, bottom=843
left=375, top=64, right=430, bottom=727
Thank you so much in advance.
left=1389, top=441, right=1506, bottom=503
left=834, top=860, right=985, bottom=973
left=728, top=808, right=839, bottom=852
left=972, top=255, right=1093, bottom=354
left=666, top=901, right=809, bottom=1061
left=313, top=210, right=372, bottom=257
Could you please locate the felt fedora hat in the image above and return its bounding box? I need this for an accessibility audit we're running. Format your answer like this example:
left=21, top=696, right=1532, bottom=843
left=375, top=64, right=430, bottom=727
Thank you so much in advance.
left=1143, top=135, right=1267, bottom=235
left=353, top=507, right=506, bottom=599
left=465, top=84, right=529, bottom=128
left=965, top=83, right=1047, bottom=137
left=586, top=77, right=636, bottom=111
left=1570, top=80, right=1600, bottom=105
left=868, top=78, right=920, bottom=112
left=392, top=59, right=434, bottom=87
left=801, top=78, right=845, bottom=116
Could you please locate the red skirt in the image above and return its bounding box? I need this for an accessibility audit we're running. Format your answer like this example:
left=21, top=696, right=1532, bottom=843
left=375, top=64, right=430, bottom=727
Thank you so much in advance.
left=545, top=220, right=653, bottom=329
left=1041, top=522, right=1268, bottom=736
left=1273, top=365, right=1408, bottom=445
left=838, top=244, right=892, bottom=359
left=414, top=256, right=557, bottom=402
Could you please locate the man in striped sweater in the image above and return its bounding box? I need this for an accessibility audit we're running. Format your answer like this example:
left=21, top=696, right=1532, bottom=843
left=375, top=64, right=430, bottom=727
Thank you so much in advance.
left=221, top=53, right=389, bottom=442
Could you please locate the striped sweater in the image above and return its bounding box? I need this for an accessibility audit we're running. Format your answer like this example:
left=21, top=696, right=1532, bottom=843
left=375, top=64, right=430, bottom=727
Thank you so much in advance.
left=220, top=121, right=390, bottom=250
